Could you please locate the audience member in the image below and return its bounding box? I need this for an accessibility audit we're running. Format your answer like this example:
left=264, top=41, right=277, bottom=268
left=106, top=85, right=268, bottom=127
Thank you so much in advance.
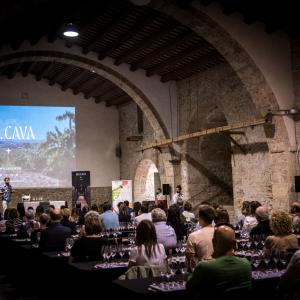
left=60, top=207, right=77, bottom=234
left=265, top=211, right=299, bottom=253
left=182, top=201, right=196, bottom=223
left=167, top=204, right=187, bottom=240
left=69, top=212, right=105, bottom=263
left=250, top=206, right=273, bottom=236
left=118, top=203, right=131, bottom=223
left=39, top=209, right=72, bottom=252
left=134, top=203, right=152, bottom=225
left=128, top=220, right=166, bottom=267
left=100, top=202, right=119, bottom=230
left=151, top=208, right=177, bottom=250
left=124, top=200, right=133, bottom=215
left=187, top=225, right=251, bottom=296
left=186, top=205, right=215, bottom=266
left=214, top=207, right=232, bottom=228
left=242, top=201, right=261, bottom=231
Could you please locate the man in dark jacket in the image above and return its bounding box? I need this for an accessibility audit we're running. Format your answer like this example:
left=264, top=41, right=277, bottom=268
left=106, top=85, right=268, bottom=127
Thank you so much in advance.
left=39, top=209, right=71, bottom=252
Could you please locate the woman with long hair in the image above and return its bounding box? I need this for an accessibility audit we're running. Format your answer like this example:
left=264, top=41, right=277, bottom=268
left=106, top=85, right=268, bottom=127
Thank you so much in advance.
left=128, top=219, right=166, bottom=267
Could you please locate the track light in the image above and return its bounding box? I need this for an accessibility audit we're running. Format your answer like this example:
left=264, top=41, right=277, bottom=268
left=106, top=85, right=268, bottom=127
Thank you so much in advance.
left=63, top=23, right=79, bottom=37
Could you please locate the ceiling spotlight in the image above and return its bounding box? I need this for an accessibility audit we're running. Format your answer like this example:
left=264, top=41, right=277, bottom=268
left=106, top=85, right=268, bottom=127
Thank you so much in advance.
left=63, top=23, right=79, bottom=37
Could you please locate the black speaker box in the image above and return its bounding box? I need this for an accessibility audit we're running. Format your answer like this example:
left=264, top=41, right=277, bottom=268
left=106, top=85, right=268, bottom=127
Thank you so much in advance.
left=295, top=176, right=300, bottom=192
left=162, top=184, right=170, bottom=195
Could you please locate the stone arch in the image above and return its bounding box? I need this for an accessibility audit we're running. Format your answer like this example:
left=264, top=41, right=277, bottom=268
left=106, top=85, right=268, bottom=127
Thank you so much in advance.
left=0, top=50, right=176, bottom=190
left=133, top=158, right=159, bottom=202
left=152, top=3, right=295, bottom=212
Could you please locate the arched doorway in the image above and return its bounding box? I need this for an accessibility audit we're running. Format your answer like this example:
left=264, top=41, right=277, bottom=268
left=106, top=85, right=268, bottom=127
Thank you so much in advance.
left=134, top=159, right=160, bottom=202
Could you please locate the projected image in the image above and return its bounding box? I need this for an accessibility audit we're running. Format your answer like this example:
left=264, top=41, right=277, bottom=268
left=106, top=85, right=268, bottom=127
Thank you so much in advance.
left=0, top=106, right=75, bottom=187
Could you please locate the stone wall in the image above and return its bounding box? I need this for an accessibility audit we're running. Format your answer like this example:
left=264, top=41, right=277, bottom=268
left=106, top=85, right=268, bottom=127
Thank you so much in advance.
left=177, top=63, right=273, bottom=215
left=119, top=102, right=176, bottom=202
left=4, top=187, right=111, bottom=211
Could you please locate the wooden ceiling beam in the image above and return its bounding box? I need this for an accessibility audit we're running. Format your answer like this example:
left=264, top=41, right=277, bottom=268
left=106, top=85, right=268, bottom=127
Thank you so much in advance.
left=146, top=43, right=214, bottom=77
left=49, top=65, right=73, bottom=86
left=84, top=80, right=107, bottom=99
left=105, top=94, right=131, bottom=107
left=61, top=70, right=89, bottom=91
left=82, top=6, right=132, bottom=55
left=97, top=11, right=156, bottom=60
left=130, top=31, right=195, bottom=71
left=35, top=63, right=54, bottom=81
left=161, top=52, right=224, bottom=83
left=21, top=62, right=36, bottom=77
left=72, top=76, right=95, bottom=95
left=115, top=22, right=175, bottom=66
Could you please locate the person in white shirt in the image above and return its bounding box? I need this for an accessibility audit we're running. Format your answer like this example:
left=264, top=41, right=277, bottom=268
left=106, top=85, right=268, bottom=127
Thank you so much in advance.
left=134, top=203, right=152, bottom=225
left=128, top=219, right=167, bottom=267
left=172, top=185, right=184, bottom=205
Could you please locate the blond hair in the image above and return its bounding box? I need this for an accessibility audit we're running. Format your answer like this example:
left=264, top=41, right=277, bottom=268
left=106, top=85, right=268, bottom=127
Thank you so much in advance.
left=270, top=211, right=293, bottom=236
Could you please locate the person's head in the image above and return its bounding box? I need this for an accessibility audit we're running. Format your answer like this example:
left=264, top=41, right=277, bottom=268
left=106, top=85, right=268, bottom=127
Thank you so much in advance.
left=241, top=201, right=251, bottom=216
left=8, top=208, right=18, bottom=220
left=17, top=203, right=25, bottom=218
left=4, top=208, right=10, bottom=220
left=213, top=225, right=236, bottom=258
left=250, top=201, right=262, bottom=216
left=270, top=211, right=293, bottom=236
left=136, top=220, right=157, bottom=258
left=49, top=209, right=62, bottom=223
left=49, top=205, right=55, bottom=210
left=119, top=203, right=129, bottom=216
left=102, top=202, right=112, bottom=212
left=39, top=213, right=50, bottom=227
left=291, top=202, right=300, bottom=214
left=124, top=200, right=130, bottom=207
left=84, top=213, right=102, bottom=235
left=167, top=204, right=182, bottom=225
left=25, top=209, right=35, bottom=221
left=35, top=205, right=44, bottom=217
left=214, top=208, right=230, bottom=226
left=4, top=176, right=10, bottom=185
left=148, top=202, right=155, bottom=213
left=184, top=201, right=192, bottom=212
left=133, top=201, right=142, bottom=215
left=176, top=185, right=182, bottom=193
left=255, top=206, right=269, bottom=222
left=198, top=205, right=215, bottom=227
left=156, top=188, right=161, bottom=194
left=140, top=203, right=149, bottom=214
left=151, top=208, right=167, bottom=223
left=60, top=207, right=71, bottom=220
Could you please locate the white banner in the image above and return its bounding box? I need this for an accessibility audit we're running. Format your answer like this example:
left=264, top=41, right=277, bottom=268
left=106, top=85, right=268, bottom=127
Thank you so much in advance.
left=112, top=180, right=133, bottom=211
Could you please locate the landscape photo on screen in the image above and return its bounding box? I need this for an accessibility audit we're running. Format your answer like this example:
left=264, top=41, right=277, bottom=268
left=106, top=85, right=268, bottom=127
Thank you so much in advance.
left=0, top=105, right=76, bottom=187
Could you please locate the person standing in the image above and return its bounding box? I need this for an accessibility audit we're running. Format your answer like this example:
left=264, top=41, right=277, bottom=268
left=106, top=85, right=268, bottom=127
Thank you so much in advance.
left=1, top=176, right=13, bottom=213
left=171, top=185, right=184, bottom=205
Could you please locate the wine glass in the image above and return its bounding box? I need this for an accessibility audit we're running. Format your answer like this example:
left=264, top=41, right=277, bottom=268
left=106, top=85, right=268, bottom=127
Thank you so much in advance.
left=65, top=237, right=74, bottom=252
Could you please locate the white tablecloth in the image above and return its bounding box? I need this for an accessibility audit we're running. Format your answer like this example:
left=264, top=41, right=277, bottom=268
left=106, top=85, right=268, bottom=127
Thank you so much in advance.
left=23, top=201, right=66, bottom=211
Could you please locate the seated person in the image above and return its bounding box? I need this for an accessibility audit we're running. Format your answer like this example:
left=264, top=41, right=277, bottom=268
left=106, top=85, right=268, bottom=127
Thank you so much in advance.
left=182, top=201, right=196, bottom=223
left=186, top=225, right=252, bottom=296
left=100, top=202, right=119, bottom=230
left=186, top=205, right=215, bottom=267
left=214, top=207, right=233, bottom=228
left=242, top=201, right=261, bottom=232
left=134, top=203, right=152, bottom=225
left=31, top=213, right=49, bottom=244
left=151, top=208, right=177, bottom=251
left=118, top=203, right=131, bottom=223
left=250, top=206, right=273, bottom=237
left=60, top=207, right=77, bottom=235
left=39, top=209, right=72, bottom=252
left=167, top=204, right=187, bottom=240
left=69, top=212, right=105, bottom=263
left=5, top=208, right=22, bottom=234
left=128, top=220, right=166, bottom=267
left=265, top=211, right=299, bottom=253
left=278, top=249, right=300, bottom=298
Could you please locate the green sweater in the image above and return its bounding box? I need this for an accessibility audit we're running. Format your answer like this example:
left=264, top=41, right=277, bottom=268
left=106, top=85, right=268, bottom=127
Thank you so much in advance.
left=186, top=256, right=252, bottom=295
